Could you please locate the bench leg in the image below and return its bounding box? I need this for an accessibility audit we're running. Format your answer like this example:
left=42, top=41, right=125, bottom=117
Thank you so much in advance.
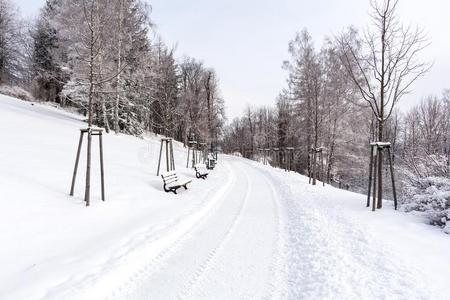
left=163, top=185, right=170, bottom=193
left=171, top=188, right=177, bottom=194
left=183, top=185, right=188, bottom=190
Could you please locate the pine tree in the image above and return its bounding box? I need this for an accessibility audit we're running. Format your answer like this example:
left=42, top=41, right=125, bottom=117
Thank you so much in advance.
left=31, top=0, right=66, bottom=103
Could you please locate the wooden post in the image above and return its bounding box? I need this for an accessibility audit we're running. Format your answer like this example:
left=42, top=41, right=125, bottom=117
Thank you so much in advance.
left=170, top=140, right=175, bottom=171
left=312, top=148, right=317, bottom=185
left=193, top=143, right=198, bottom=167
left=99, top=131, right=105, bottom=201
left=289, top=149, right=292, bottom=170
left=377, top=146, right=384, bottom=210
left=85, top=129, right=92, bottom=207
left=70, top=130, right=84, bottom=196
left=186, top=146, right=191, bottom=168
left=165, top=140, right=169, bottom=172
left=287, top=150, right=291, bottom=170
left=372, top=148, right=378, bottom=212
left=275, top=150, right=279, bottom=167
left=156, top=140, right=163, bottom=176
left=367, top=145, right=374, bottom=207
left=387, top=147, right=398, bottom=210
left=321, top=150, right=325, bottom=187
left=308, top=149, right=312, bottom=184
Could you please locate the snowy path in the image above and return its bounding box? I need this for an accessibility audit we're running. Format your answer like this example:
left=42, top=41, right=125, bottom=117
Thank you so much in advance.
left=108, top=158, right=287, bottom=300
left=260, top=163, right=448, bottom=299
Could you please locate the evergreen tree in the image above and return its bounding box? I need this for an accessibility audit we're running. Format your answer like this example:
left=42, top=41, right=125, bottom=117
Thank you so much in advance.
left=31, top=0, right=66, bottom=103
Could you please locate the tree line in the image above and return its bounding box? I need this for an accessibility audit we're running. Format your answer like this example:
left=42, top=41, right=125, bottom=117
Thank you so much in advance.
left=223, top=0, right=450, bottom=226
left=0, top=0, right=225, bottom=145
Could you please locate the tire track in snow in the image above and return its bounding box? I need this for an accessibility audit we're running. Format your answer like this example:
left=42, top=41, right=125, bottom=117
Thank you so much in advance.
left=77, top=161, right=237, bottom=300
left=108, top=159, right=252, bottom=299
left=183, top=159, right=284, bottom=300
left=176, top=163, right=252, bottom=299
left=253, top=165, right=288, bottom=300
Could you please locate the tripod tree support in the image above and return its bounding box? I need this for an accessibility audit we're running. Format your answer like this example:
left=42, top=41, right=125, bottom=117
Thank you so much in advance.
left=263, top=148, right=270, bottom=165
left=199, top=142, right=208, bottom=164
left=245, top=148, right=253, bottom=159
left=186, top=141, right=198, bottom=168
left=271, top=148, right=280, bottom=168
left=157, top=138, right=176, bottom=176
left=366, top=142, right=398, bottom=211
left=284, top=147, right=295, bottom=172
left=70, top=128, right=105, bottom=206
left=256, top=148, right=262, bottom=163
left=309, top=147, right=326, bottom=186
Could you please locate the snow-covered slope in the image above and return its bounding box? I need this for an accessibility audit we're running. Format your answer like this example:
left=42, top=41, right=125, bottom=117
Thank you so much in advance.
left=1, top=94, right=450, bottom=300
left=0, top=95, right=237, bottom=299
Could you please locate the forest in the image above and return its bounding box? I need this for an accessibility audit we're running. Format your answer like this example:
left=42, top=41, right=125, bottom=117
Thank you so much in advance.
left=0, top=0, right=225, bottom=145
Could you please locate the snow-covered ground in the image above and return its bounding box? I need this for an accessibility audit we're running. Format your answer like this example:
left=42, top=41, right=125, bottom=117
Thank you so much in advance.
left=1, top=94, right=450, bottom=299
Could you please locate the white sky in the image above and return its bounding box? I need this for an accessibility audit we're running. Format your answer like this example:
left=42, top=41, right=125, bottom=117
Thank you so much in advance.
left=16, top=0, right=450, bottom=119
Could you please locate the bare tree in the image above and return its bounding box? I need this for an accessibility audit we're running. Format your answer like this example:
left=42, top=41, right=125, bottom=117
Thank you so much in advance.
left=0, top=0, right=22, bottom=84
left=338, top=0, right=431, bottom=208
left=113, top=0, right=124, bottom=134
left=284, top=29, right=322, bottom=181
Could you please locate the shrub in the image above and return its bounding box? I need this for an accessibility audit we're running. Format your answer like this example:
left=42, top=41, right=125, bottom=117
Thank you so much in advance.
left=0, top=85, right=34, bottom=102
left=402, top=176, right=450, bottom=229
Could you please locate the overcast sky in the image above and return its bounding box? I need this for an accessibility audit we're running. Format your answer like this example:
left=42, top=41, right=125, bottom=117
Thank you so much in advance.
left=16, top=0, right=450, bottom=119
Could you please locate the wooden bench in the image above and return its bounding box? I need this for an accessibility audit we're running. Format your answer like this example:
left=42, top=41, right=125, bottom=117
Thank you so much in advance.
left=161, top=171, right=192, bottom=194
left=207, top=154, right=216, bottom=170
left=207, top=158, right=216, bottom=170
left=195, top=163, right=209, bottom=179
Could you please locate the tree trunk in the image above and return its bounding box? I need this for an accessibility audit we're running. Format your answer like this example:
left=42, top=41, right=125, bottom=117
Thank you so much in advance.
left=312, top=91, right=319, bottom=185
left=114, top=0, right=124, bottom=134
left=377, top=122, right=383, bottom=209
left=377, top=8, right=387, bottom=210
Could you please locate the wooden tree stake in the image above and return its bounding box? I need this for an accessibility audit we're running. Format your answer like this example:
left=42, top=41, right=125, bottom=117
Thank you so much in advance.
left=70, top=128, right=105, bottom=206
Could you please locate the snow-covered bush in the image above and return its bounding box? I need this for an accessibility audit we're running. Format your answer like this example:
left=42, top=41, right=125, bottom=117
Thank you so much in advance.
left=401, top=176, right=450, bottom=229
left=0, top=85, right=34, bottom=102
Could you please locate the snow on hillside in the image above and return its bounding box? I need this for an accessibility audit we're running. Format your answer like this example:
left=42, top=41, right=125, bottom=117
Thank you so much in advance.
left=0, top=95, right=233, bottom=299
left=1, top=94, right=450, bottom=299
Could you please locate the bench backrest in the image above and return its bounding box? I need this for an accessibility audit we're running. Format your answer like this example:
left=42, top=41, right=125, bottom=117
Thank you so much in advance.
left=195, top=163, right=207, bottom=170
left=161, top=171, right=178, bottom=185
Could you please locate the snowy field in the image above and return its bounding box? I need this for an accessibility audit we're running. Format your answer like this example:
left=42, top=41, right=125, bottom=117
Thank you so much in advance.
left=1, top=94, right=450, bottom=299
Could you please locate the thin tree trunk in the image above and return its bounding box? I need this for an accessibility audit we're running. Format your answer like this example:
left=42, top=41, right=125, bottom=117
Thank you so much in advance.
left=114, top=0, right=124, bottom=134
left=377, top=9, right=387, bottom=210
left=85, top=0, right=96, bottom=206
left=98, top=48, right=110, bottom=133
